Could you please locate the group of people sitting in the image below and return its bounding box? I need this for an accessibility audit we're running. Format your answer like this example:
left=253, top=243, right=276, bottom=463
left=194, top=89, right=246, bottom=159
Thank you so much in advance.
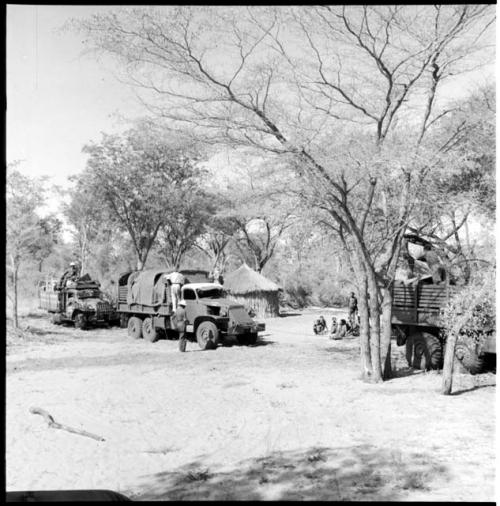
left=313, top=315, right=357, bottom=339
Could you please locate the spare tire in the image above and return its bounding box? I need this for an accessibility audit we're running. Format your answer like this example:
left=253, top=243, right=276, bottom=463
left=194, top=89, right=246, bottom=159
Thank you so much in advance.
left=406, top=331, right=443, bottom=370
left=454, top=341, right=485, bottom=375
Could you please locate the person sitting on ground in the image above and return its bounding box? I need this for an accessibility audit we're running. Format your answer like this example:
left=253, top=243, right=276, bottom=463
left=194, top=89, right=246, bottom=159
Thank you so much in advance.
left=329, top=317, right=338, bottom=338
left=313, top=317, right=326, bottom=335
left=332, top=319, right=349, bottom=340
left=319, top=315, right=326, bottom=331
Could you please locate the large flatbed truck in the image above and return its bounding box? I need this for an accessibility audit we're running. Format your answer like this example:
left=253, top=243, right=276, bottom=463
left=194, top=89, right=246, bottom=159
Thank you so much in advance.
left=117, top=268, right=265, bottom=350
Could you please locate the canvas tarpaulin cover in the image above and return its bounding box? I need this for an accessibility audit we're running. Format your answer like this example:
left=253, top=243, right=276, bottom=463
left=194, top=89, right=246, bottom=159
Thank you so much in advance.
left=127, top=269, right=168, bottom=306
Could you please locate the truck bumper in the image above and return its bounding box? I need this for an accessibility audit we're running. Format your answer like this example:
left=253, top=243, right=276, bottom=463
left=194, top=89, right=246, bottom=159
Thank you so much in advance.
left=227, top=323, right=266, bottom=336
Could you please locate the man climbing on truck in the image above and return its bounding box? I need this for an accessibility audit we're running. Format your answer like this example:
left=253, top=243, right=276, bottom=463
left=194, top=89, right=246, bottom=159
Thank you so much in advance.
left=163, top=271, right=185, bottom=311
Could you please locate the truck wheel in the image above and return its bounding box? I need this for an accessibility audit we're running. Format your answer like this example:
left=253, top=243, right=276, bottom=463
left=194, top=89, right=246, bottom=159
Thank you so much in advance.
left=127, top=316, right=143, bottom=339
left=454, top=341, right=485, bottom=375
left=406, top=332, right=443, bottom=370
left=196, top=321, right=219, bottom=350
left=119, top=314, right=129, bottom=329
left=74, top=313, right=88, bottom=330
left=142, top=317, right=159, bottom=343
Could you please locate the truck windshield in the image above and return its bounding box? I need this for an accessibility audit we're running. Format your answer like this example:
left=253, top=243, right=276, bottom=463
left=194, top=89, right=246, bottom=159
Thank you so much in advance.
left=77, top=288, right=101, bottom=299
left=197, top=288, right=226, bottom=299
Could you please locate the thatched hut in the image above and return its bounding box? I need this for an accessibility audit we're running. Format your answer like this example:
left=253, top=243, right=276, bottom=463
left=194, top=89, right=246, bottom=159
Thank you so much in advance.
left=224, top=263, right=280, bottom=318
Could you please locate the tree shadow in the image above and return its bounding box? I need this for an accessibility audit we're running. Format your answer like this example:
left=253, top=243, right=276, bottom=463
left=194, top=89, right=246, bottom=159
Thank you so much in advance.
left=22, top=312, right=49, bottom=320
left=390, top=366, right=424, bottom=379
left=131, top=444, right=448, bottom=501
left=323, top=345, right=359, bottom=356
left=221, top=337, right=276, bottom=348
left=450, top=383, right=496, bottom=396
left=278, top=312, right=302, bottom=318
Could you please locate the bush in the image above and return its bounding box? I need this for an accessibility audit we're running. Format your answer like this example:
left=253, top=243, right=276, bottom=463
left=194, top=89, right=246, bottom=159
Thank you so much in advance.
left=440, top=268, right=495, bottom=348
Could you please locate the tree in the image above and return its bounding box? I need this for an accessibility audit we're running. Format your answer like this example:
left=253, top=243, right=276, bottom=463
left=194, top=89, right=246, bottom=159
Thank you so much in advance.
left=155, top=187, right=214, bottom=270
left=402, top=84, right=495, bottom=284
left=7, top=166, right=58, bottom=327
left=195, top=212, right=239, bottom=273
left=75, top=5, right=494, bottom=381
left=77, top=124, right=203, bottom=270
left=440, top=268, right=495, bottom=394
left=64, top=184, right=102, bottom=274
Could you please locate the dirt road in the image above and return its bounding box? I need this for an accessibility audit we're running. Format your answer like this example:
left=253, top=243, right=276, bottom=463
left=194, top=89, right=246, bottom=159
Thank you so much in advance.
left=6, top=309, right=496, bottom=501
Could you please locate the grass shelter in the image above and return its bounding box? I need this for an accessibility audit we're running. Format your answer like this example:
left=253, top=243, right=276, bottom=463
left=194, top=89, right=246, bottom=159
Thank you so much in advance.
left=224, top=263, right=281, bottom=318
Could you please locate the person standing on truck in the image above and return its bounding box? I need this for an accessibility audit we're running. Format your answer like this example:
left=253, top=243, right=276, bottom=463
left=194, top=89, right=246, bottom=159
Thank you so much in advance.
left=164, top=271, right=185, bottom=311
left=57, top=262, right=80, bottom=290
left=175, top=300, right=188, bottom=352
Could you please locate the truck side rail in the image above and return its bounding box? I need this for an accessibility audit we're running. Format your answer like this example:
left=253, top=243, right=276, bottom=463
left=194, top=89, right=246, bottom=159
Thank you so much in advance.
left=392, top=282, right=457, bottom=327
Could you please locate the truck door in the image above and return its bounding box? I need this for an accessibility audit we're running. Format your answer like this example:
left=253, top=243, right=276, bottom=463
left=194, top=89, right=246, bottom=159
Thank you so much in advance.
left=182, top=287, right=198, bottom=324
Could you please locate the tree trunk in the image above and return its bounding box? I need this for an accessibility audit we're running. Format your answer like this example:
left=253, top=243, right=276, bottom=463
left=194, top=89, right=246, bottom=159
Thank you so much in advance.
left=136, top=258, right=144, bottom=270
left=367, top=269, right=382, bottom=382
left=358, top=278, right=373, bottom=381
left=442, top=332, right=458, bottom=395
left=13, top=262, right=19, bottom=329
left=380, top=286, right=393, bottom=380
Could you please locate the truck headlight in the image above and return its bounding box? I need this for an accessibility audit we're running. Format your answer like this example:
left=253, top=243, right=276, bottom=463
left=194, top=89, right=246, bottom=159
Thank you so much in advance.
left=220, top=308, right=228, bottom=317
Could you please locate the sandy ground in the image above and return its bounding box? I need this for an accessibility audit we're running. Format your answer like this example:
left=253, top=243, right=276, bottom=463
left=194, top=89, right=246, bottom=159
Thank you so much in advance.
left=6, top=308, right=496, bottom=501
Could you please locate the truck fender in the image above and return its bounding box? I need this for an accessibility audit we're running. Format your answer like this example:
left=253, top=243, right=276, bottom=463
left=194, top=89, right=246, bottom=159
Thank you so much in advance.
left=193, top=316, right=218, bottom=333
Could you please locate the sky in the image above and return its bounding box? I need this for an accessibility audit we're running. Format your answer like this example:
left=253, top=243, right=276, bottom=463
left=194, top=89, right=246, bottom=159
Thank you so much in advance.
left=7, top=5, right=496, bottom=213
left=7, top=5, right=143, bottom=189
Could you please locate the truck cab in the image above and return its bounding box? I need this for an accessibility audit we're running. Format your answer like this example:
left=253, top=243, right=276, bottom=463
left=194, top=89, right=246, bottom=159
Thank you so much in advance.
left=181, top=283, right=264, bottom=345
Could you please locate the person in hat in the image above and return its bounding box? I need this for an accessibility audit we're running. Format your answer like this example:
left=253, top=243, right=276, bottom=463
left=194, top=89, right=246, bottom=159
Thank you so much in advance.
left=174, top=300, right=188, bottom=352
left=57, top=261, right=80, bottom=290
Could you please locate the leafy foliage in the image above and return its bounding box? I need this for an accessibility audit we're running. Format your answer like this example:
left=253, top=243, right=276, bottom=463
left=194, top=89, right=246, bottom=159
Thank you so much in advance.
left=76, top=124, right=203, bottom=269
left=440, top=268, right=496, bottom=348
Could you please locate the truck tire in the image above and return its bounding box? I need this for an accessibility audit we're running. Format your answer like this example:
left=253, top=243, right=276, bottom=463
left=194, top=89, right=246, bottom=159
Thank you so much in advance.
left=142, top=317, right=159, bottom=343
left=127, top=316, right=143, bottom=339
left=74, top=313, right=88, bottom=330
left=406, top=331, right=443, bottom=370
left=196, top=321, right=219, bottom=350
left=454, top=341, right=485, bottom=375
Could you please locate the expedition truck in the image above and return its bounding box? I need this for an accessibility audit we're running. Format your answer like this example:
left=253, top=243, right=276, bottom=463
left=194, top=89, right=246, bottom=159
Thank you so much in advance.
left=38, top=275, right=116, bottom=329
left=392, top=279, right=495, bottom=374
left=117, top=269, right=266, bottom=349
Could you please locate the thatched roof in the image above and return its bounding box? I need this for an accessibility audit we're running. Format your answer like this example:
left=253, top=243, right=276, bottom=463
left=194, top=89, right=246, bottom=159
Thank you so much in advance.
left=224, top=263, right=280, bottom=294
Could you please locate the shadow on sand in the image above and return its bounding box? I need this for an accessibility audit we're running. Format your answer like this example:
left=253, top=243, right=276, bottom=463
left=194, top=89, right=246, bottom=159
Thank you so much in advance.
left=132, top=444, right=448, bottom=501
left=450, top=383, right=496, bottom=396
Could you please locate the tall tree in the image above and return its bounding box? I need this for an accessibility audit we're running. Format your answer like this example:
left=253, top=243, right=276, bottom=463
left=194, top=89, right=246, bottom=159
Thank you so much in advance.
left=76, top=124, right=202, bottom=270
left=155, top=188, right=214, bottom=270
left=75, top=5, right=494, bottom=381
left=7, top=166, right=59, bottom=327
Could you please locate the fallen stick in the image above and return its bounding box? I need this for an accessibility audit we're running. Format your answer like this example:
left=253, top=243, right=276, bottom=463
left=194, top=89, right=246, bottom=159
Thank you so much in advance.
left=29, top=407, right=105, bottom=442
